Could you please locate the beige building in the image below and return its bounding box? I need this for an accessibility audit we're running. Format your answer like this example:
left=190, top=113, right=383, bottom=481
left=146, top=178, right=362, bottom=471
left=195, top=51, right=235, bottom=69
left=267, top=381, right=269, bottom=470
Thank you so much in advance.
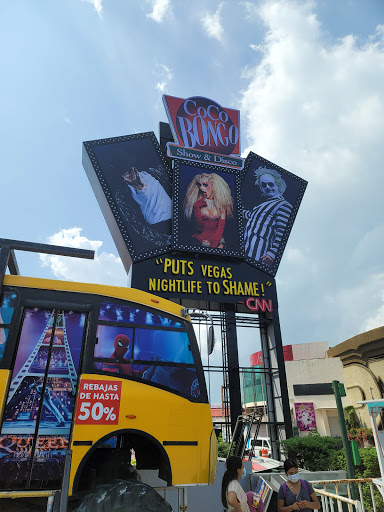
left=328, top=326, right=384, bottom=427
left=284, top=341, right=348, bottom=437
left=245, top=341, right=348, bottom=438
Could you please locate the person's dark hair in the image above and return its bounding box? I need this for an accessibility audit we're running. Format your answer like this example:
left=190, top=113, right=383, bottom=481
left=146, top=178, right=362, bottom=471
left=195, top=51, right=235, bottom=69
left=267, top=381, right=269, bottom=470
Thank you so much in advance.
left=284, top=458, right=298, bottom=474
left=221, top=456, right=242, bottom=507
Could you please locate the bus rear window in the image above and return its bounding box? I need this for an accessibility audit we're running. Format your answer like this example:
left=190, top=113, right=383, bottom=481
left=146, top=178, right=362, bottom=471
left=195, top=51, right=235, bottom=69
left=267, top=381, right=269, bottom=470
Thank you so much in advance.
left=133, top=329, right=193, bottom=364
left=0, top=291, right=19, bottom=363
left=94, top=327, right=192, bottom=365
left=0, top=291, right=18, bottom=324
left=94, top=325, right=134, bottom=359
left=98, top=301, right=183, bottom=328
left=93, top=300, right=200, bottom=399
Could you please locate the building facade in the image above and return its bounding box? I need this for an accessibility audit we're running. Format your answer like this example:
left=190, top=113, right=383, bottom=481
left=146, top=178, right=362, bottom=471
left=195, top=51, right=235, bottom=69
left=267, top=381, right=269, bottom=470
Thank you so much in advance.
left=245, top=341, right=348, bottom=438
left=328, top=325, right=384, bottom=427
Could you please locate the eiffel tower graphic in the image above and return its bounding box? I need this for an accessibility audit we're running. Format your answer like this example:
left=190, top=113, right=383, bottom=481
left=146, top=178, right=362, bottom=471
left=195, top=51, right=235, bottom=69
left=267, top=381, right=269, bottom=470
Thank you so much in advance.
left=7, top=309, right=78, bottom=404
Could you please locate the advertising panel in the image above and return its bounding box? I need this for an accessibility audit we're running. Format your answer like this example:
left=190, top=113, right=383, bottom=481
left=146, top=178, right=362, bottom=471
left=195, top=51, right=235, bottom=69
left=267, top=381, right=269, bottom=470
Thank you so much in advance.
left=83, top=133, right=172, bottom=271
left=131, top=254, right=277, bottom=307
left=163, top=95, right=241, bottom=156
left=294, top=402, right=317, bottom=431
left=242, top=152, right=307, bottom=277
left=75, top=380, right=122, bottom=425
left=172, top=160, right=244, bottom=258
left=93, top=301, right=200, bottom=398
left=0, top=308, right=85, bottom=486
left=81, top=94, right=308, bottom=293
left=0, top=291, right=18, bottom=361
left=251, top=477, right=273, bottom=512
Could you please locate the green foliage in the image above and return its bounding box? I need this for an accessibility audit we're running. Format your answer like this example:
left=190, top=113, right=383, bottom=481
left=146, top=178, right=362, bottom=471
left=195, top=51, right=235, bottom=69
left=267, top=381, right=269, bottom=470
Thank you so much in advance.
left=356, top=447, right=383, bottom=512
left=357, top=446, right=381, bottom=478
left=328, top=448, right=347, bottom=471
left=278, top=432, right=343, bottom=471
left=217, top=435, right=230, bottom=458
left=347, top=427, right=374, bottom=442
left=344, top=405, right=358, bottom=430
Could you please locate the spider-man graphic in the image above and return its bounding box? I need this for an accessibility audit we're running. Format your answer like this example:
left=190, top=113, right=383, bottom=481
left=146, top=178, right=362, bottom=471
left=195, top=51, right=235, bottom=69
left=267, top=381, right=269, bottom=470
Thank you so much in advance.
left=104, top=334, right=157, bottom=379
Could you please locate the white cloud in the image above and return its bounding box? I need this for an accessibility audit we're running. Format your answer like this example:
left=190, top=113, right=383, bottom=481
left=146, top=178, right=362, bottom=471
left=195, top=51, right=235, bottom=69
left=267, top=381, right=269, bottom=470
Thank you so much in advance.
left=63, top=116, right=72, bottom=125
left=242, top=1, right=259, bottom=20
left=335, top=273, right=384, bottom=338
left=82, top=0, right=103, bottom=18
left=40, top=227, right=127, bottom=287
left=284, top=247, right=308, bottom=266
left=364, top=298, right=384, bottom=332
left=238, top=0, right=384, bottom=345
left=249, top=43, right=265, bottom=52
left=147, top=0, right=172, bottom=23
left=156, top=81, right=167, bottom=93
left=201, top=3, right=224, bottom=42
left=153, top=60, right=173, bottom=95
left=240, top=1, right=384, bottom=186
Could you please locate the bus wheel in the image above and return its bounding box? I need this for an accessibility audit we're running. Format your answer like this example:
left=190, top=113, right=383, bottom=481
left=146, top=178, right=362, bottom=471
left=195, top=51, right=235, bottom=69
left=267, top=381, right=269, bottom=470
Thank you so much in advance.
left=74, top=479, right=172, bottom=512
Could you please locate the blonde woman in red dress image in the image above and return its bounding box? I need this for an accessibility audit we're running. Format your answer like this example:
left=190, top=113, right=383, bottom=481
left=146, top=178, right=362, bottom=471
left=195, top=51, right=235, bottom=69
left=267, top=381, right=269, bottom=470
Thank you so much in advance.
left=183, top=173, right=234, bottom=249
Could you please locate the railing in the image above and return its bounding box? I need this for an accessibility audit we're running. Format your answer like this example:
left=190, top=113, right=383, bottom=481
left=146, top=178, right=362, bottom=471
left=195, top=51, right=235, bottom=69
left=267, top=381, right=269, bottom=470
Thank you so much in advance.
left=0, top=490, right=59, bottom=512
left=154, top=485, right=187, bottom=512
left=310, top=478, right=382, bottom=512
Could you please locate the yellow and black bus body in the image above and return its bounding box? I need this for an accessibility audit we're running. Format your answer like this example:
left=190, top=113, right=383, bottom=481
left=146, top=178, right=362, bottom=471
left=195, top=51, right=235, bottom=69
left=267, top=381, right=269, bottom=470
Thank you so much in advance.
left=0, top=275, right=217, bottom=495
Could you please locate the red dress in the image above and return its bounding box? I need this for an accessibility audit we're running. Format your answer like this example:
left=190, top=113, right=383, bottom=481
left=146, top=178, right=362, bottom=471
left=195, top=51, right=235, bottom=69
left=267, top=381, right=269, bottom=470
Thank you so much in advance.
left=192, top=198, right=225, bottom=248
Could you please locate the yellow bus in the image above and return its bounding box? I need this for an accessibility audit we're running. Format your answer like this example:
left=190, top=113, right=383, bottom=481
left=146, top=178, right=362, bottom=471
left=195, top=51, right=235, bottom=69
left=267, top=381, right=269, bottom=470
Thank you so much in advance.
left=0, top=274, right=217, bottom=501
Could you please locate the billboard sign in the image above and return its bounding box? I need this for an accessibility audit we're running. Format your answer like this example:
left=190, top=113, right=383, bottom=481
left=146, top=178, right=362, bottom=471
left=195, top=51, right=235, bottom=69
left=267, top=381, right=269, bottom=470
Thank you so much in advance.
left=166, top=143, right=244, bottom=170
left=131, top=254, right=277, bottom=307
left=75, top=380, right=122, bottom=425
left=172, top=160, right=244, bottom=258
left=0, top=308, right=85, bottom=484
left=294, top=402, right=317, bottom=431
left=242, top=152, right=307, bottom=276
left=81, top=93, right=308, bottom=290
left=163, top=95, right=242, bottom=168
left=83, top=132, right=172, bottom=272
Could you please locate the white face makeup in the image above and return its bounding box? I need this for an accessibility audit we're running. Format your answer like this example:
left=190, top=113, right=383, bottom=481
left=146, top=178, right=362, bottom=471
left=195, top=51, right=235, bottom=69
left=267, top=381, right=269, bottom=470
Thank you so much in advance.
left=259, top=174, right=279, bottom=198
left=198, top=179, right=213, bottom=199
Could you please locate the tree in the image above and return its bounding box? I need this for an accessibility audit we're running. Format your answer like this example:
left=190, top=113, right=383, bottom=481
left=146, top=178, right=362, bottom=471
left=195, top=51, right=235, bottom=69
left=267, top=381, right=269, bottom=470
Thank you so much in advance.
left=217, top=435, right=230, bottom=458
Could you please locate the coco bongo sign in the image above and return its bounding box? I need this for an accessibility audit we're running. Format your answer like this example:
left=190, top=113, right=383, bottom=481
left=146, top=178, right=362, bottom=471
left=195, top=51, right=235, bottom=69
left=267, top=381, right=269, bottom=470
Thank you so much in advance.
left=163, top=95, right=244, bottom=169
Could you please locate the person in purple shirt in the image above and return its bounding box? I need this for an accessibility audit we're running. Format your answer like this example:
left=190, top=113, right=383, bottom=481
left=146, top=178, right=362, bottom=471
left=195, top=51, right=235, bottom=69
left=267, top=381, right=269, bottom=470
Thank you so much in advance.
left=278, top=459, right=320, bottom=512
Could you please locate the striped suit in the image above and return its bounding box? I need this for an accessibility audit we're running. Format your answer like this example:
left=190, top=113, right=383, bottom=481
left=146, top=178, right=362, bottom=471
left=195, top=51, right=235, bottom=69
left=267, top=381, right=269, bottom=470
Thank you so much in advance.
left=244, top=195, right=292, bottom=264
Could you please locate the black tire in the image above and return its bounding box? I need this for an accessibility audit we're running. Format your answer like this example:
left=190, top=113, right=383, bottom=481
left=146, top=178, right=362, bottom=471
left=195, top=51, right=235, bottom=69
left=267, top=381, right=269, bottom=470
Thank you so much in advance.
left=74, top=479, right=172, bottom=512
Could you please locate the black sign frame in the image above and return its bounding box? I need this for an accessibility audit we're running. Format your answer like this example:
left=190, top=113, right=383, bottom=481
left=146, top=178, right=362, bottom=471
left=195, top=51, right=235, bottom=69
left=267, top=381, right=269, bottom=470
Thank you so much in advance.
left=172, top=160, right=245, bottom=259
left=83, top=132, right=173, bottom=271
left=242, top=152, right=307, bottom=277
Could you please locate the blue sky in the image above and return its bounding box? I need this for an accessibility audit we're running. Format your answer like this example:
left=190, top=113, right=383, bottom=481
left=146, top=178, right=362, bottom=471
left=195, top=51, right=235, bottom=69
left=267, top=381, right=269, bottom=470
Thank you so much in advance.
left=2, top=1, right=384, bottom=395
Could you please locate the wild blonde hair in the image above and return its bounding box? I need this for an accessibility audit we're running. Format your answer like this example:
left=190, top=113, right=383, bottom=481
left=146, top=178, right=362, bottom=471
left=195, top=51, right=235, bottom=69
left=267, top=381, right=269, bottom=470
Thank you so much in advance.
left=254, top=167, right=287, bottom=194
left=183, top=173, right=234, bottom=220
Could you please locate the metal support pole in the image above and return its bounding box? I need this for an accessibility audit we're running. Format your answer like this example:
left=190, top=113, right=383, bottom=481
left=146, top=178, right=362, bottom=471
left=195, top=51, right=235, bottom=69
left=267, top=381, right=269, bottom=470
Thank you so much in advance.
left=0, top=238, right=94, bottom=297
left=271, top=308, right=293, bottom=439
left=332, top=380, right=357, bottom=499
left=333, top=381, right=355, bottom=478
left=59, top=449, right=72, bottom=511
left=259, top=319, right=279, bottom=459
left=224, top=303, right=242, bottom=434
left=0, top=245, right=10, bottom=296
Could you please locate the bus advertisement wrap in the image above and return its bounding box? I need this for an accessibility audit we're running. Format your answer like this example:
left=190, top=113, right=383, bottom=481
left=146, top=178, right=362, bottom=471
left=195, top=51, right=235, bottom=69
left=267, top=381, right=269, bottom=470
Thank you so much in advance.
left=0, top=307, right=85, bottom=485
left=92, top=301, right=201, bottom=400
left=75, top=380, right=122, bottom=425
